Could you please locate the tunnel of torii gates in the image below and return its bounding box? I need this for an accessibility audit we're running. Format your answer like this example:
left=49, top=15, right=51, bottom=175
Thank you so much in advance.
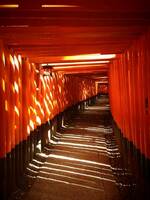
left=0, top=0, right=150, bottom=199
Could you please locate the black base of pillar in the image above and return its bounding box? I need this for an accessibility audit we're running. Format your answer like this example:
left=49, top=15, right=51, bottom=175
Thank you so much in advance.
left=0, top=94, right=99, bottom=199
left=112, top=120, right=150, bottom=182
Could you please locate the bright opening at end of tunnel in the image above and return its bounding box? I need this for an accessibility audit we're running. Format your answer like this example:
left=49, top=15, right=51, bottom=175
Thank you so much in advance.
left=63, top=54, right=116, bottom=60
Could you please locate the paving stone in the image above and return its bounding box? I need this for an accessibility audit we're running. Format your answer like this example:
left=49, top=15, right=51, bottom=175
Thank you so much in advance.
left=21, top=97, right=150, bottom=200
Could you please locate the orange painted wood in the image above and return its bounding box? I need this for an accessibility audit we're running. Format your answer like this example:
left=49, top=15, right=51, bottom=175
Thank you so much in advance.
left=109, top=29, right=150, bottom=159
left=0, top=43, right=98, bottom=158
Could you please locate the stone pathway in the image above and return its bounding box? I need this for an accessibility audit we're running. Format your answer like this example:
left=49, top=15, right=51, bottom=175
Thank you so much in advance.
left=21, top=97, right=149, bottom=200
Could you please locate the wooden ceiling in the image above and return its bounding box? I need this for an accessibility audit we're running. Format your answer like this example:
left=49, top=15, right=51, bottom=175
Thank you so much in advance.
left=0, top=0, right=150, bottom=78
